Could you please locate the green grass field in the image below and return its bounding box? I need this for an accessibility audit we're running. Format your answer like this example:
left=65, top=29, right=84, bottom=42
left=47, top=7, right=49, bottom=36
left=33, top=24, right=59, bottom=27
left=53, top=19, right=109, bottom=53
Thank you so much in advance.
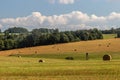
left=103, top=34, right=117, bottom=39
left=0, top=52, right=119, bottom=80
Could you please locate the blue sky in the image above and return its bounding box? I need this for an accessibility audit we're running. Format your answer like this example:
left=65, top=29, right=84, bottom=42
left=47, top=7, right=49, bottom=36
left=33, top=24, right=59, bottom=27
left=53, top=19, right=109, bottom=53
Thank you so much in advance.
left=0, top=0, right=120, bottom=31
left=0, top=0, right=120, bottom=17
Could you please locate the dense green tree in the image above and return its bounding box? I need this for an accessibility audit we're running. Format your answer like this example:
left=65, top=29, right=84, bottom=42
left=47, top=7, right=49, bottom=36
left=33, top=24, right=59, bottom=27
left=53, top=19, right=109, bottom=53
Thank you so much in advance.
left=70, top=31, right=80, bottom=41
left=18, top=35, right=34, bottom=48
left=75, top=30, right=89, bottom=40
left=101, top=28, right=120, bottom=34
left=64, top=31, right=75, bottom=42
left=92, top=28, right=103, bottom=39
left=32, top=28, right=59, bottom=34
left=4, top=39, right=15, bottom=50
left=38, top=34, right=50, bottom=45
left=0, top=35, right=4, bottom=40
left=60, top=33, right=69, bottom=43
left=24, top=35, right=34, bottom=47
left=81, top=31, right=89, bottom=41
left=4, top=27, right=28, bottom=33
left=0, top=40, right=4, bottom=50
left=48, top=33, right=60, bottom=44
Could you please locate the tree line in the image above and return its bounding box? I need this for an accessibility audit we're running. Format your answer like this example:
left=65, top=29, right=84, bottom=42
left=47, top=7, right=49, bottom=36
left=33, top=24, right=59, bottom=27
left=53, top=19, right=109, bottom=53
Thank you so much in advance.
left=101, top=28, right=120, bottom=38
left=0, top=27, right=103, bottom=50
left=101, top=28, right=120, bottom=34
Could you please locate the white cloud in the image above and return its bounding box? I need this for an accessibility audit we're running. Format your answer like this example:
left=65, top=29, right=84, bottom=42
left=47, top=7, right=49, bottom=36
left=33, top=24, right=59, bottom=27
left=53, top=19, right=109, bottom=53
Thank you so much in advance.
left=59, top=0, right=74, bottom=4
left=108, top=12, right=120, bottom=20
left=48, top=0, right=75, bottom=4
left=0, top=11, right=120, bottom=31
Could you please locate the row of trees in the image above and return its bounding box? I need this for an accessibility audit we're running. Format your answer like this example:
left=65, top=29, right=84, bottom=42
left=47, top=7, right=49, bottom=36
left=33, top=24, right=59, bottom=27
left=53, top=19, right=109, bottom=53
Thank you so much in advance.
left=0, top=27, right=103, bottom=50
left=101, top=28, right=120, bottom=34
left=100, top=27, right=120, bottom=38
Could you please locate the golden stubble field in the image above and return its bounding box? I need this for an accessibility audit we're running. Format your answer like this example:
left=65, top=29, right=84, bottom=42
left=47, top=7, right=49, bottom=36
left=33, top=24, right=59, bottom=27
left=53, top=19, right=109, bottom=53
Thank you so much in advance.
left=0, top=38, right=120, bottom=56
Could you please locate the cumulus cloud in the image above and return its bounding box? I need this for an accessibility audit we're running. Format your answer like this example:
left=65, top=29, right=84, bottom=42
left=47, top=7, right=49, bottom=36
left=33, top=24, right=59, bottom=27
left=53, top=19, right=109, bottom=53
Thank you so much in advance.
left=0, top=11, right=120, bottom=31
left=48, top=0, right=75, bottom=4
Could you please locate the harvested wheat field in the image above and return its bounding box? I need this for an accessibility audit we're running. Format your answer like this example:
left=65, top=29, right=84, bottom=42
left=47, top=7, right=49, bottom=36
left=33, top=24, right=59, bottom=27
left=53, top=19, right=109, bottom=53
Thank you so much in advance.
left=0, top=38, right=120, bottom=56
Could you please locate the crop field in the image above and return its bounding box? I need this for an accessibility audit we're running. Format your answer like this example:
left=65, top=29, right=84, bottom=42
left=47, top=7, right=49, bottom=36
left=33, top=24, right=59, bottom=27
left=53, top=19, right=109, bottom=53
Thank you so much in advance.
left=0, top=38, right=120, bottom=80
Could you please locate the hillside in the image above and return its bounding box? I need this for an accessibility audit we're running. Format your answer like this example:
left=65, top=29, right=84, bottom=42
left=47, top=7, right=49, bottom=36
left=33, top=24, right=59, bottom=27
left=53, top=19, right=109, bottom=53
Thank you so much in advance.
left=0, top=38, right=120, bottom=56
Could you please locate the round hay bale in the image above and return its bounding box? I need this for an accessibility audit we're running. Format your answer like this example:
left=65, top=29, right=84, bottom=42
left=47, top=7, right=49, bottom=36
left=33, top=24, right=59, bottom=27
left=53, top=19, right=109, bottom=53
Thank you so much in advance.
left=74, top=49, right=77, bottom=51
left=103, top=54, right=112, bottom=61
left=38, top=59, right=45, bottom=63
left=65, top=57, right=74, bottom=60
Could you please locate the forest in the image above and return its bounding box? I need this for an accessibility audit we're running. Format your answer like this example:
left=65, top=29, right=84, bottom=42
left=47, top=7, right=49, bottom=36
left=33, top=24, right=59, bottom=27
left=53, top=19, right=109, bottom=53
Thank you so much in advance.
left=0, top=27, right=105, bottom=50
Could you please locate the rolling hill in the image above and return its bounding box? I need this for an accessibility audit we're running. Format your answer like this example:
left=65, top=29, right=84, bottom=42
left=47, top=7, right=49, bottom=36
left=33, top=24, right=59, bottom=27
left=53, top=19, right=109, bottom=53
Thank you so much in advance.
left=0, top=38, right=120, bottom=56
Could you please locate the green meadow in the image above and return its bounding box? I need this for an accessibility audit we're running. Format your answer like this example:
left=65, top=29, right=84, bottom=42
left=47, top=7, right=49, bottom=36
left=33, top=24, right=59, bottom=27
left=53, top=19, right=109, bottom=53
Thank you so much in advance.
left=103, top=34, right=117, bottom=39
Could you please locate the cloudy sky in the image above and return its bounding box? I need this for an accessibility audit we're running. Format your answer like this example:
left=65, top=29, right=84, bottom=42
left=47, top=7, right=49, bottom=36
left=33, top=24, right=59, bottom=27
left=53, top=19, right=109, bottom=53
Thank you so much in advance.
left=0, top=0, right=120, bottom=31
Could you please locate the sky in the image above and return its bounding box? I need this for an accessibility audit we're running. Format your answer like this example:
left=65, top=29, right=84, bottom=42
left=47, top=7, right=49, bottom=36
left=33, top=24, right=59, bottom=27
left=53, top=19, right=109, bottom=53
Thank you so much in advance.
left=0, top=0, right=120, bottom=31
